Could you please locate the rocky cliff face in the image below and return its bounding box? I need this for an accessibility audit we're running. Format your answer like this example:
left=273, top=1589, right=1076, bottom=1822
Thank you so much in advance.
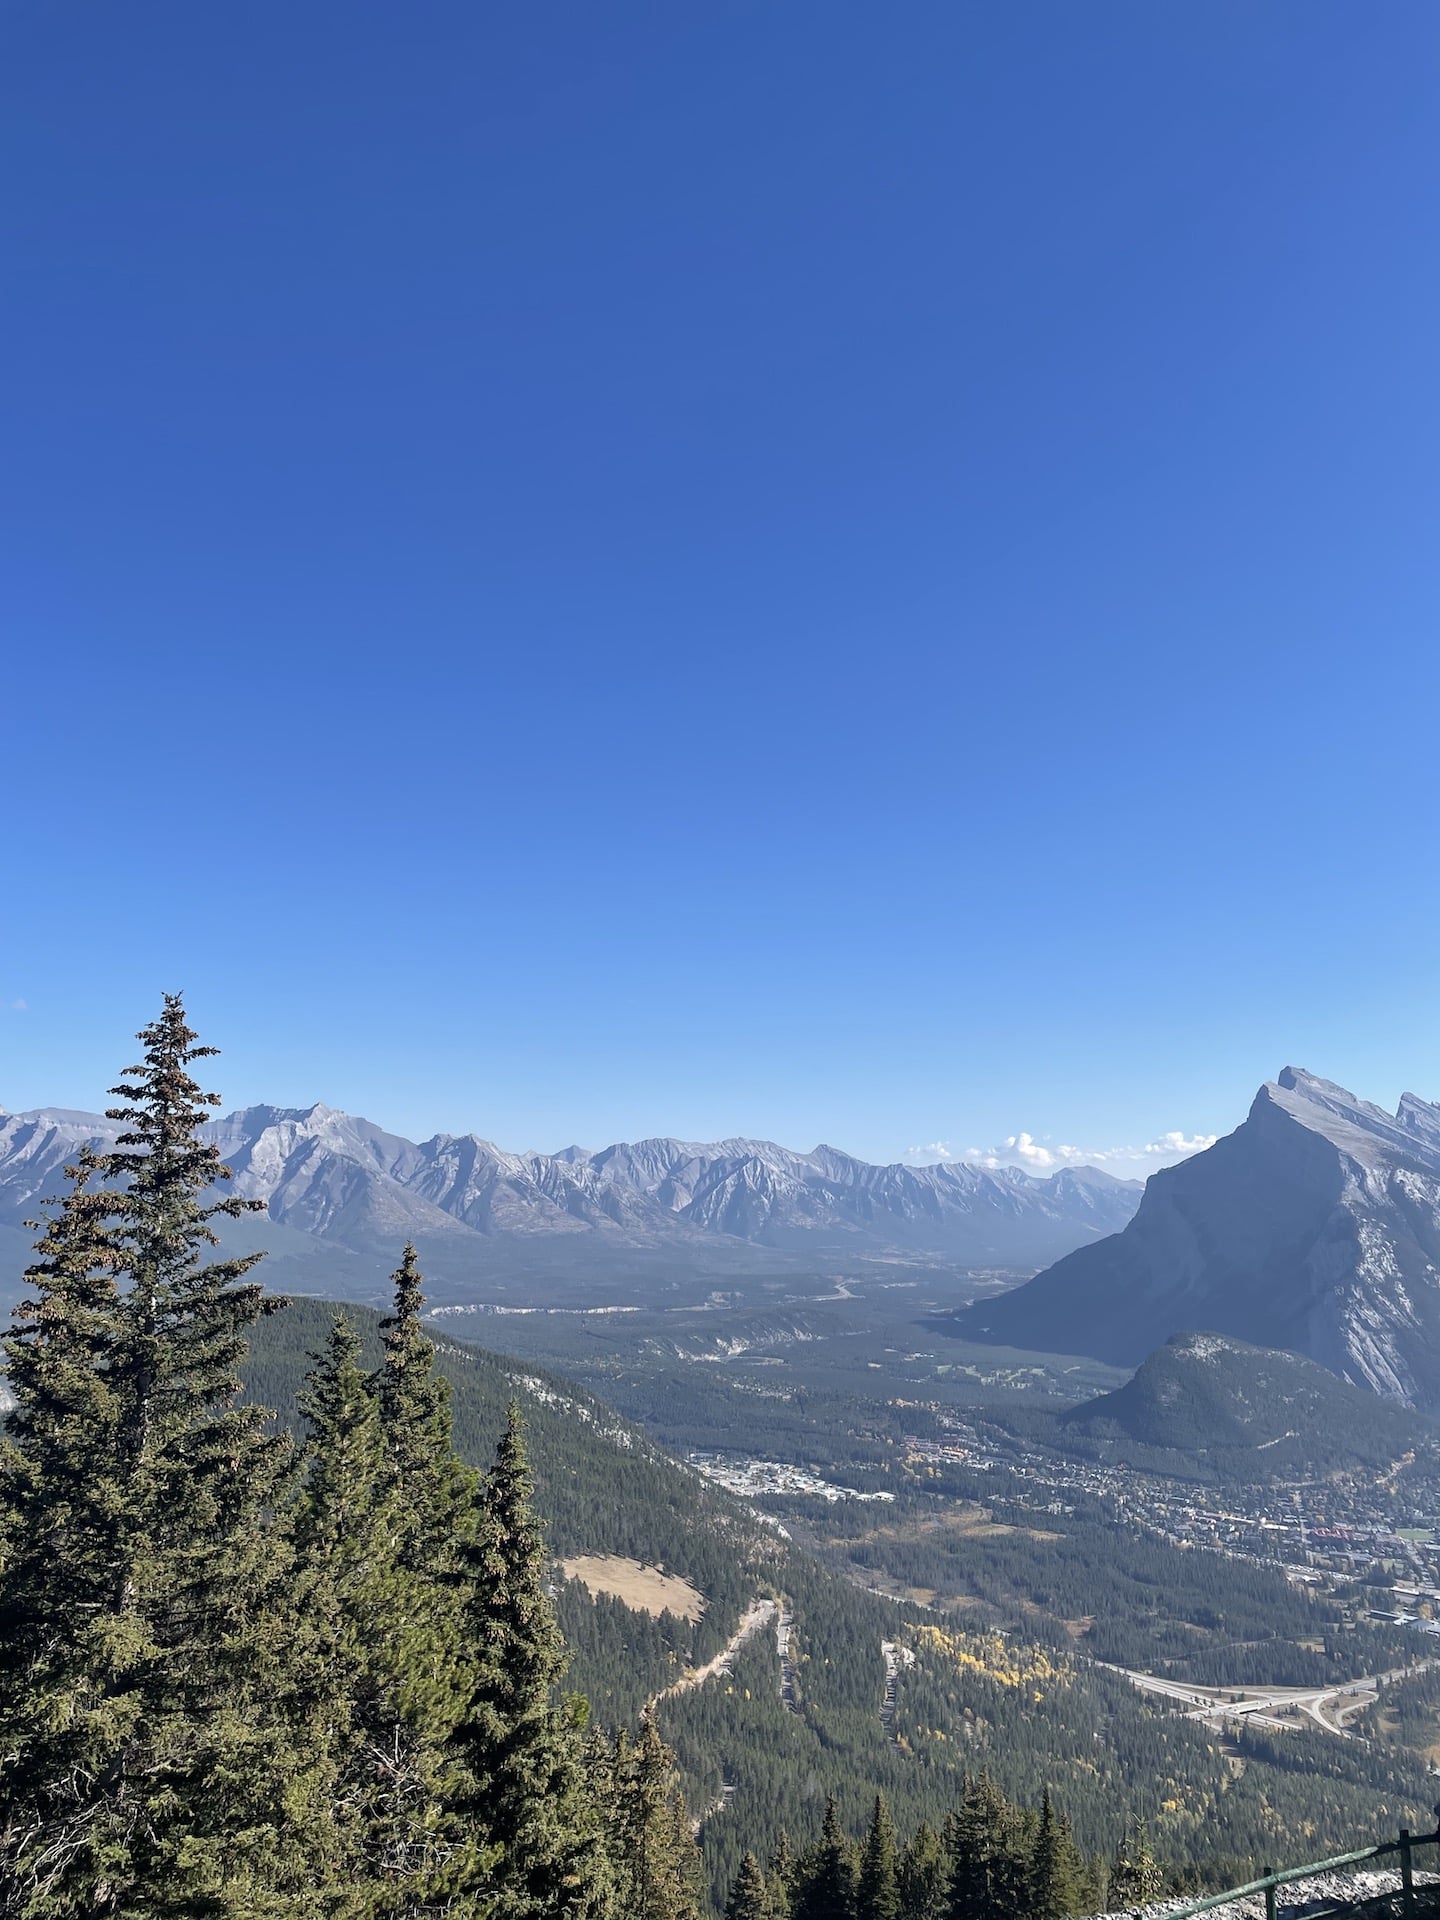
left=958, top=1069, right=1440, bottom=1410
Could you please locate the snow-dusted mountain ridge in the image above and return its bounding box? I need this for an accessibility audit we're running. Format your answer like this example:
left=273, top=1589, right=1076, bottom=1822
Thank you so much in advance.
left=0, top=1100, right=1140, bottom=1283
left=957, top=1068, right=1440, bottom=1413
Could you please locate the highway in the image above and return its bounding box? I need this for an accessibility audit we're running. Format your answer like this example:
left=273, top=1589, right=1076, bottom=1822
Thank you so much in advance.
left=1104, top=1660, right=1440, bottom=1738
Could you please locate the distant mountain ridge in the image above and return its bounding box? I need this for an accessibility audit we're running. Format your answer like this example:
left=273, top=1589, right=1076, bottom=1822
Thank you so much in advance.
left=0, top=1100, right=1142, bottom=1302
left=957, top=1068, right=1440, bottom=1413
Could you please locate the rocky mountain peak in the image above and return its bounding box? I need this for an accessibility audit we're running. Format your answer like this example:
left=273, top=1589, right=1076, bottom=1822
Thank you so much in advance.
left=958, top=1066, right=1440, bottom=1413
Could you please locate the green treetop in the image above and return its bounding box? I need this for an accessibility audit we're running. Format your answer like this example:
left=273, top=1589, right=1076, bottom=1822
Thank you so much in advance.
left=376, top=1245, right=478, bottom=1573
left=793, top=1797, right=856, bottom=1920
left=857, top=1794, right=900, bottom=1920
left=946, top=1775, right=1024, bottom=1920
left=726, top=1853, right=773, bottom=1920
left=1108, top=1821, right=1166, bottom=1910
left=897, top=1823, right=948, bottom=1920
left=607, top=1718, right=702, bottom=1920
left=768, top=1829, right=797, bottom=1918
left=296, top=1313, right=489, bottom=1916
left=453, top=1402, right=610, bottom=1919
left=1028, top=1790, right=1084, bottom=1920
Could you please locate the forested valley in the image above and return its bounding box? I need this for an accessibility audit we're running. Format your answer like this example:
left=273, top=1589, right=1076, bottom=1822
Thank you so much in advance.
left=2, top=1001, right=1436, bottom=1917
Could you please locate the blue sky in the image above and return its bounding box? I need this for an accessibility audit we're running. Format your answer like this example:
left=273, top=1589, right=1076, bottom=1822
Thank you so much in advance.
left=3, top=2, right=1437, bottom=1171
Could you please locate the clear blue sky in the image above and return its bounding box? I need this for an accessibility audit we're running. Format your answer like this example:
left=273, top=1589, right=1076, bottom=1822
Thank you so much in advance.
left=3, top=3, right=1437, bottom=1169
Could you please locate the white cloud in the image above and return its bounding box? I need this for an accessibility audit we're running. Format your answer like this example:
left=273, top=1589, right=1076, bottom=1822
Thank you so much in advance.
left=1004, top=1132, right=1057, bottom=1168
left=905, top=1127, right=1218, bottom=1176
left=1143, top=1130, right=1216, bottom=1157
left=4, top=999, right=25, bottom=1012
left=904, top=1140, right=955, bottom=1163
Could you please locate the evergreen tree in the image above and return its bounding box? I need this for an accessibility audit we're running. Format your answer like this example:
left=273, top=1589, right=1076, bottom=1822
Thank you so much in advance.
left=946, top=1775, right=1024, bottom=1920
left=768, top=1829, right=797, bottom=1919
left=608, top=1718, right=703, bottom=1920
left=1108, top=1822, right=1165, bottom=1910
left=452, top=1402, right=610, bottom=1919
left=0, top=997, right=314, bottom=1916
left=726, top=1853, right=772, bottom=1920
left=375, top=1245, right=477, bottom=1578
left=1028, top=1790, right=1083, bottom=1920
left=793, top=1797, right=856, bottom=1920
left=897, top=1823, right=948, bottom=1920
left=856, top=1795, right=899, bottom=1920
left=101, top=997, right=311, bottom=1911
left=364, top=1249, right=490, bottom=1913
left=295, top=1314, right=486, bottom=1915
left=0, top=1151, right=125, bottom=1913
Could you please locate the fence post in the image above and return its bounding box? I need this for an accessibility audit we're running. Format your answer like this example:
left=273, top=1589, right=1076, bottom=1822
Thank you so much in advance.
left=1264, top=1868, right=1277, bottom=1920
left=1401, top=1829, right=1416, bottom=1920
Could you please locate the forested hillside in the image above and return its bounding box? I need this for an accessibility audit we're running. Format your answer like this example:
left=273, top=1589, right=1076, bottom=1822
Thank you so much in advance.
left=243, top=1295, right=776, bottom=1711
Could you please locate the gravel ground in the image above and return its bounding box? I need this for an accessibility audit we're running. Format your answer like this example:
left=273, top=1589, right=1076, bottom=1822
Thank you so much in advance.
left=1105, top=1868, right=1440, bottom=1920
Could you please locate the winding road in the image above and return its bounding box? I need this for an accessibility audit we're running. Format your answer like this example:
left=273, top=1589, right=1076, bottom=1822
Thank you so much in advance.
left=776, top=1600, right=799, bottom=1713
left=881, top=1638, right=915, bottom=1734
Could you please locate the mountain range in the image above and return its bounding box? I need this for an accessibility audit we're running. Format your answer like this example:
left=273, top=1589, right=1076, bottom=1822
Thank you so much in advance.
left=958, top=1068, right=1440, bottom=1413
left=0, top=1100, right=1142, bottom=1307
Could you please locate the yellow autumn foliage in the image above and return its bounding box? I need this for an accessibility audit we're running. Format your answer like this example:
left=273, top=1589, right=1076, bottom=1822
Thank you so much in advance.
left=914, top=1624, right=1071, bottom=1695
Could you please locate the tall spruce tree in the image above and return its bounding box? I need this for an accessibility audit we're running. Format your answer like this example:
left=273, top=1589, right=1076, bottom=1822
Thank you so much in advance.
left=100, top=997, right=310, bottom=1911
left=726, top=1854, right=772, bottom=1920
left=295, top=1314, right=490, bottom=1916
left=607, top=1718, right=702, bottom=1920
left=946, top=1775, right=1024, bottom=1920
left=376, top=1246, right=478, bottom=1578
left=364, top=1250, right=489, bottom=1913
left=768, top=1829, right=797, bottom=1919
left=0, top=998, right=314, bottom=1916
left=452, top=1402, right=610, bottom=1919
left=0, top=1152, right=125, bottom=1914
left=897, top=1823, right=948, bottom=1920
left=1028, top=1790, right=1083, bottom=1920
left=856, top=1795, right=899, bottom=1920
left=793, top=1798, right=856, bottom=1920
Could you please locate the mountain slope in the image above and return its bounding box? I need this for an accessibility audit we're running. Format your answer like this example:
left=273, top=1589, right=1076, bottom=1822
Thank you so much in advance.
left=240, top=1295, right=775, bottom=1672
left=1058, top=1330, right=1439, bottom=1477
left=954, top=1068, right=1440, bottom=1410
left=0, top=1101, right=1142, bottom=1304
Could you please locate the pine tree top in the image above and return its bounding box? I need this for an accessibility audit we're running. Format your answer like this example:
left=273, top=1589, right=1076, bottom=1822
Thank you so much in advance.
left=103, top=993, right=266, bottom=1239
left=379, top=1241, right=426, bottom=1335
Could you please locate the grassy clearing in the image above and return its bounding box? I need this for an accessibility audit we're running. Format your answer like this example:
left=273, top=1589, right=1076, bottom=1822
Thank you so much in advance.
left=560, top=1554, right=705, bottom=1621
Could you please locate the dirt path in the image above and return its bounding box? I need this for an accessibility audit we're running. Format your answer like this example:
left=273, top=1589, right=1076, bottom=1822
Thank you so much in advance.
left=649, top=1598, right=778, bottom=1707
